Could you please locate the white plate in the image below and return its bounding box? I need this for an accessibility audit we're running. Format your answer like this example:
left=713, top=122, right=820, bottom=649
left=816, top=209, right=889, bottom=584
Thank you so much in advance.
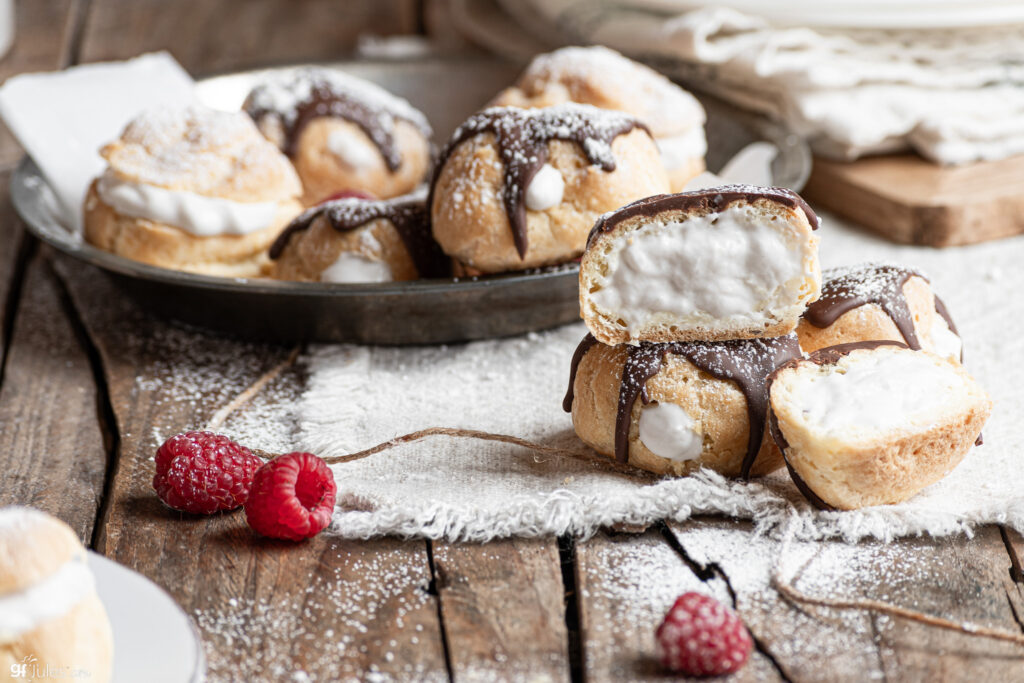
left=88, top=552, right=205, bottom=683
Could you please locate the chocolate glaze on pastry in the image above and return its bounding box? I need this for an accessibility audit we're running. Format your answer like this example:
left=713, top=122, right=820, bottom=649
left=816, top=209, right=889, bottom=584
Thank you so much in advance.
left=430, top=105, right=649, bottom=258
left=585, top=185, right=819, bottom=251
left=246, top=70, right=432, bottom=172
left=565, top=333, right=801, bottom=478
left=802, top=264, right=959, bottom=354
left=766, top=340, right=908, bottom=510
left=270, top=193, right=449, bottom=278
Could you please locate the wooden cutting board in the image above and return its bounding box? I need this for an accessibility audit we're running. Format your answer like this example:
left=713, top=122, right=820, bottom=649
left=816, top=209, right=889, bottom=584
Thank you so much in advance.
left=801, top=153, right=1024, bottom=246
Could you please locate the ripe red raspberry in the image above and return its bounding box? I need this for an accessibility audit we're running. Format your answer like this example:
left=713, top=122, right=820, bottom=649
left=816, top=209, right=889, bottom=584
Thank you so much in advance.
left=244, top=452, right=337, bottom=541
left=153, top=431, right=262, bottom=514
left=656, top=592, right=752, bottom=676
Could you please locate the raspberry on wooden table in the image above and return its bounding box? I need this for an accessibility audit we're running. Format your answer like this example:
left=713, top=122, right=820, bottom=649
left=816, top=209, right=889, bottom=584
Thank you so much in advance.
left=244, top=452, right=337, bottom=541
left=656, top=591, right=753, bottom=676
left=153, top=431, right=262, bottom=515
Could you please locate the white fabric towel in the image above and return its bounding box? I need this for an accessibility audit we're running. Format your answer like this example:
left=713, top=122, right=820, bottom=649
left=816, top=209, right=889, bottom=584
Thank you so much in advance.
left=289, top=215, right=1024, bottom=543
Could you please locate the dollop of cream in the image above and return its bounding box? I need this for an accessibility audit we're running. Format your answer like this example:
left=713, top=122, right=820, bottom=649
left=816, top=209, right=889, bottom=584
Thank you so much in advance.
left=929, top=315, right=962, bottom=362
left=590, top=204, right=808, bottom=333
left=0, top=557, right=95, bottom=643
left=327, top=129, right=380, bottom=170
left=525, top=164, right=564, bottom=212
left=96, top=170, right=281, bottom=237
left=656, top=128, right=707, bottom=171
left=638, top=402, right=703, bottom=462
left=321, top=251, right=393, bottom=283
left=785, top=352, right=967, bottom=438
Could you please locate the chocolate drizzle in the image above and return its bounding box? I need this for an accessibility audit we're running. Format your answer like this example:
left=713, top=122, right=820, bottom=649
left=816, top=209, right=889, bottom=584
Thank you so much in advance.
left=429, top=105, right=648, bottom=259
left=245, top=70, right=432, bottom=172
left=269, top=193, right=449, bottom=278
left=585, top=185, right=819, bottom=251
left=803, top=264, right=960, bottom=356
left=564, top=333, right=801, bottom=478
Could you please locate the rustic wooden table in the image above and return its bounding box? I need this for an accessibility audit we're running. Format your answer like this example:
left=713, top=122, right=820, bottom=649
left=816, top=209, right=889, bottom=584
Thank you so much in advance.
left=2, top=2, right=1024, bottom=681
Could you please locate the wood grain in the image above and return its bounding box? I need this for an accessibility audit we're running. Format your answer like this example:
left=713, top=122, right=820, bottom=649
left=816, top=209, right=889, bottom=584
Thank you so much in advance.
left=0, top=170, right=24, bottom=366
left=0, top=0, right=79, bottom=167
left=667, top=518, right=1024, bottom=682
left=51, top=257, right=449, bottom=682
left=0, top=252, right=107, bottom=543
left=78, top=0, right=420, bottom=74
left=803, top=154, right=1024, bottom=247
left=431, top=538, right=570, bottom=681
left=574, top=529, right=782, bottom=682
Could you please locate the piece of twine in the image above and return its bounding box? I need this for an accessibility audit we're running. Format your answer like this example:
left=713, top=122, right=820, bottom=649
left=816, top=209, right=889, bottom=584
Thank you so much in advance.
left=771, top=518, right=1024, bottom=647
left=206, top=347, right=1024, bottom=648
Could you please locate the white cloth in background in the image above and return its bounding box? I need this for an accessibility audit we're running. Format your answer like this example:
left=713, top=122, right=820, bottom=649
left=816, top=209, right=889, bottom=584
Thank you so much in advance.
left=499, top=3, right=1024, bottom=165
left=297, top=214, right=1024, bottom=543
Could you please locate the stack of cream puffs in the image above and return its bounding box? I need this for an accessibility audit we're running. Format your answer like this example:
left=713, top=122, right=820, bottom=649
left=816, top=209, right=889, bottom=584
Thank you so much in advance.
left=564, top=187, right=991, bottom=509
left=0, top=507, right=113, bottom=682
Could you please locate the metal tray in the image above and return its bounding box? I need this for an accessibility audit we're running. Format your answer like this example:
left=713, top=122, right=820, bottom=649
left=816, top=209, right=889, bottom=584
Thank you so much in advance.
left=12, top=58, right=810, bottom=345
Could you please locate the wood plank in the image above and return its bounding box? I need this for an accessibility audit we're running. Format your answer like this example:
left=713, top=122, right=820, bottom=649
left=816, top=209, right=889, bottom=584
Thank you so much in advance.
left=52, top=256, right=450, bottom=682
left=667, top=518, right=1024, bottom=682
left=0, top=252, right=107, bottom=543
left=575, top=529, right=782, bottom=682
left=0, top=0, right=78, bottom=167
left=78, top=0, right=420, bottom=75
left=431, top=538, right=570, bottom=681
left=803, top=154, right=1024, bottom=247
left=0, top=170, right=26, bottom=367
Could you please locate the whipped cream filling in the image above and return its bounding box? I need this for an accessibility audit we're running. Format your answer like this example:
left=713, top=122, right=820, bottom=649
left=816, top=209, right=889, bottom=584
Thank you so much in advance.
left=785, top=352, right=967, bottom=438
left=930, top=315, right=962, bottom=362
left=96, top=170, right=281, bottom=237
left=327, top=129, right=380, bottom=170
left=0, top=557, right=95, bottom=643
left=321, top=251, right=393, bottom=283
left=657, top=128, right=707, bottom=171
left=638, top=402, right=703, bottom=462
left=525, top=164, right=565, bottom=211
left=590, top=205, right=808, bottom=333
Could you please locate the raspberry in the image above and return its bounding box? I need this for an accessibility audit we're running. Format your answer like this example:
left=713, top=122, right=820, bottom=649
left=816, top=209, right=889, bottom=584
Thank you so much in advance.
left=244, top=452, right=337, bottom=541
left=153, top=431, right=262, bottom=514
left=656, top=592, right=752, bottom=676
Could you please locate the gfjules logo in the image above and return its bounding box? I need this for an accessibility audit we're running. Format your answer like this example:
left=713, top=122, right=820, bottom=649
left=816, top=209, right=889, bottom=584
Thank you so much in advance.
left=9, top=655, right=92, bottom=679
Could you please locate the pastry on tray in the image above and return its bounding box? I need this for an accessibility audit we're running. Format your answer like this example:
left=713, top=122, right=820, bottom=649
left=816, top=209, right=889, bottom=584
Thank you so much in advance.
left=579, top=186, right=821, bottom=346
left=491, top=45, right=707, bottom=191
left=768, top=342, right=991, bottom=509
left=797, top=263, right=962, bottom=362
left=564, top=332, right=802, bottom=478
left=271, top=190, right=449, bottom=282
left=430, top=104, right=670, bottom=274
left=0, top=507, right=113, bottom=682
left=244, top=67, right=433, bottom=206
left=83, top=106, right=303, bottom=277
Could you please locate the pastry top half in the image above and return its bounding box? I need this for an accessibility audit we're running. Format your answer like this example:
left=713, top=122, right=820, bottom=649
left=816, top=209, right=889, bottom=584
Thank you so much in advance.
left=244, top=67, right=433, bottom=205
left=768, top=342, right=992, bottom=510
left=430, top=103, right=670, bottom=273
left=0, top=507, right=85, bottom=597
left=491, top=46, right=706, bottom=189
left=580, top=186, right=821, bottom=345
left=797, top=262, right=962, bottom=362
left=270, top=189, right=449, bottom=282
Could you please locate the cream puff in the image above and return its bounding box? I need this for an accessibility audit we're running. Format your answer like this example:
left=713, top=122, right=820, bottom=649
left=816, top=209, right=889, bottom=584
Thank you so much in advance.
left=0, top=507, right=113, bottom=682
left=244, top=67, right=433, bottom=206
left=580, top=186, right=821, bottom=346
left=271, top=189, right=448, bottom=282
left=768, top=342, right=991, bottom=509
left=797, top=263, right=962, bottom=362
left=430, top=103, right=670, bottom=274
left=564, top=332, right=802, bottom=478
left=490, top=46, right=707, bottom=191
left=84, top=105, right=303, bottom=277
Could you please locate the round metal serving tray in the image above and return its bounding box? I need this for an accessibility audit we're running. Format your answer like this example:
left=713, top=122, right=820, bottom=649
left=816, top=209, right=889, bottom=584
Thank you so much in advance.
left=12, top=58, right=810, bottom=345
